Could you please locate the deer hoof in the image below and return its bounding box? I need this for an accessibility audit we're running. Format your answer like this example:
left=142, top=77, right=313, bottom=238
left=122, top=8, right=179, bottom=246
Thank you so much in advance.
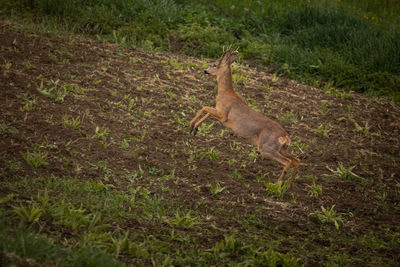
left=193, top=127, right=198, bottom=136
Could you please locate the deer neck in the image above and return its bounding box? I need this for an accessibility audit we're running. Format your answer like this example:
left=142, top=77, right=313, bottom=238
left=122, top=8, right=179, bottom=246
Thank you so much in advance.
left=216, top=70, right=234, bottom=95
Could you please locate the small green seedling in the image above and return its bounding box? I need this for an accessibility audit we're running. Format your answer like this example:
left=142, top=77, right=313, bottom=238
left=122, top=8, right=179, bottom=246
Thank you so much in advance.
left=265, top=181, right=288, bottom=199
left=209, top=181, right=226, bottom=196
left=310, top=205, right=347, bottom=230
left=36, top=78, right=68, bottom=103
left=312, top=123, right=331, bottom=138
left=21, top=151, right=49, bottom=168
left=200, top=146, right=220, bottom=162
left=326, top=162, right=363, bottom=181
left=165, top=211, right=200, bottom=229
left=13, top=202, right=43, bottom=223
left=62, top=114, right=81, bottom=130
left=306, top=180, right=323, bottom=198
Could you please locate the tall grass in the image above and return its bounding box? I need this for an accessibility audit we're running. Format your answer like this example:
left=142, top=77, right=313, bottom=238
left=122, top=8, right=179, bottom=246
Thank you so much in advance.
left=204, top=0, right=400, bottom=97
left=2, top=0, right=400, bottom=99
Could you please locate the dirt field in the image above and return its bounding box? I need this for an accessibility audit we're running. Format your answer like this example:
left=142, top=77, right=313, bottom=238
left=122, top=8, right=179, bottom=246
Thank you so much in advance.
left=1, top=19, right=399, bottom=265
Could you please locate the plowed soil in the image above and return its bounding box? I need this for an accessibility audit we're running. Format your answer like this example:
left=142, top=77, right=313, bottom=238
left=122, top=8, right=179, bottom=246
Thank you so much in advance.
left=1, top=19, right=399, bottom=265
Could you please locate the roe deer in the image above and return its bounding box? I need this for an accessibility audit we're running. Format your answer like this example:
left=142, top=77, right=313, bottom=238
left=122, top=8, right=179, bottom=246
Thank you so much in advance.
left=189, top=47, right=300, bottom=188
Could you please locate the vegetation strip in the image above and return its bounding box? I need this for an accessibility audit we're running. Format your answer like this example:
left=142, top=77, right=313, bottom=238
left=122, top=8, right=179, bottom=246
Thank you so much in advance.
left=1, top=0, right=399, bottom=100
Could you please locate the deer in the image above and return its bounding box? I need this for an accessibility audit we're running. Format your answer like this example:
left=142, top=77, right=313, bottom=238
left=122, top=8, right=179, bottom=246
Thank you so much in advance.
left=189, top=47, right=300, bottom=188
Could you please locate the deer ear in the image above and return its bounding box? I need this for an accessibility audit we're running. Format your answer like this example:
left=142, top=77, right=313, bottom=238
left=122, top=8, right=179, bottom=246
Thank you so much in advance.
left=229, top=54, right=239, bottom=64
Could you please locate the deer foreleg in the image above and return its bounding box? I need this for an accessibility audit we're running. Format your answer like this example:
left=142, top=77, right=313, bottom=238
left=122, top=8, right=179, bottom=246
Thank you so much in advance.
left=190, top=108, right=206, bottom=127
left=280, top=147, right=301, bottom=189
left=191, top=113, right=211, bottom=135
left=189, top=106, right=224, bottom=135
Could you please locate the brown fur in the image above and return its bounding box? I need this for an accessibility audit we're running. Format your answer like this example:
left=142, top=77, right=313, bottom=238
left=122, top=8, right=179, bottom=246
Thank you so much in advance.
left=190, top=48, right=300, bottom=188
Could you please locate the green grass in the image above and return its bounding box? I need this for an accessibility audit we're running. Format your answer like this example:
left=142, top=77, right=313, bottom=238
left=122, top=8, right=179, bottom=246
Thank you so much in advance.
left=309, top=205, right=348, bottom=230
left=1, top=175, right=304, bottom=265
left=20, top=150, right=48, bottom=168
left=0, top=228, right=125, bottom=266
left=326, top=162, right=364, bottom=181
left=1, top=0, right=399, bottom=100
left=265, top=181, right=288, bottom=199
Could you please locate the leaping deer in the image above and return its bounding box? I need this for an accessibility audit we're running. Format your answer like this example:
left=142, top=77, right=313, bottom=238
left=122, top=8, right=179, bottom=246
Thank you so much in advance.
left=189, top=47, right=300, bottom=188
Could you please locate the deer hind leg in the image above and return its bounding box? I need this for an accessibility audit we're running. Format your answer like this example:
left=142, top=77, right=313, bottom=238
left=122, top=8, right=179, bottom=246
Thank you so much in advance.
left=280, top=147, right=300, bottom=188
left=260, top=147, right=293, bottom=186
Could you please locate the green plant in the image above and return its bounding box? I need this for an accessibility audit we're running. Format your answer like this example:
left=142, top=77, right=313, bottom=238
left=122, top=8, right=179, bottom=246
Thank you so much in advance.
left=168, top=58, right=182, bottom=70
left=320, top=100, right=330, bottom=115
left=290, top=141, right=307, bottom=154
left=326, top=162, right=363, bottom=181
left=80, top=232, right=113, bottom=251
left=88, top=161, right=114, bottom=175
left=2, top=59, right=12, bottom=69
left=92, top=126, right=110, bottom=142
left=13, top=202, right=43, bottom=223
left=354, top=121, right=371, bottom=136
left=312, top=123, right=331, bottom=138
left=62, top=114, right=81, bottom=130
left=0, top=121, right=19, bottom=135
left=248, top=147, right=259, bottom=163
left=63, top=83, right=87, bottom=94
left=165, top=211, right=200, bottom=229
left=51, top=202, right=101, bottom=232
left=139, top=126, right=148, bottom=141
left=160, top=168, right=175, bottom=181
left=148, top=166, right=163, bottom=176
left=128, top=98, right=136, bottom=111
left=213, top=235, right=250, bottom=257
left=310, top=205, right=346, bottom=230
left=279, top=110, right=298, bottom=124
left=197, top=122, right=215, bottom=136
left=17, top=92, right=37, bottom=111
left=306, top=180, right=323, bottom=197
left=265, top=181, right=288, bottom=199
left=110, top=231, right=130, bottom=258
left=36, top=79, right=68, bottom=103
left=20, top=151, right=49, bottom=168
left=0, top=230, right=61, bottom=266
left=271, top=73, right=279, bottom=83
left=227, top=158, right=237, bottom=167
left=5, top=160, right=22, bottom=171
left=228, top=169, right=243, bottom=179
left=0, top=194, right=15, bottom=205
left=251, top=249, right=301, bottom=267
left=117, top=138, right=130, bottom=149
left=36, top=189, right=50, bottom=210
left=209, top=181, right=226, bottom=196
left=110, top=89, right=118, bottom=97
left=200, top=146, right=220, bottom=162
